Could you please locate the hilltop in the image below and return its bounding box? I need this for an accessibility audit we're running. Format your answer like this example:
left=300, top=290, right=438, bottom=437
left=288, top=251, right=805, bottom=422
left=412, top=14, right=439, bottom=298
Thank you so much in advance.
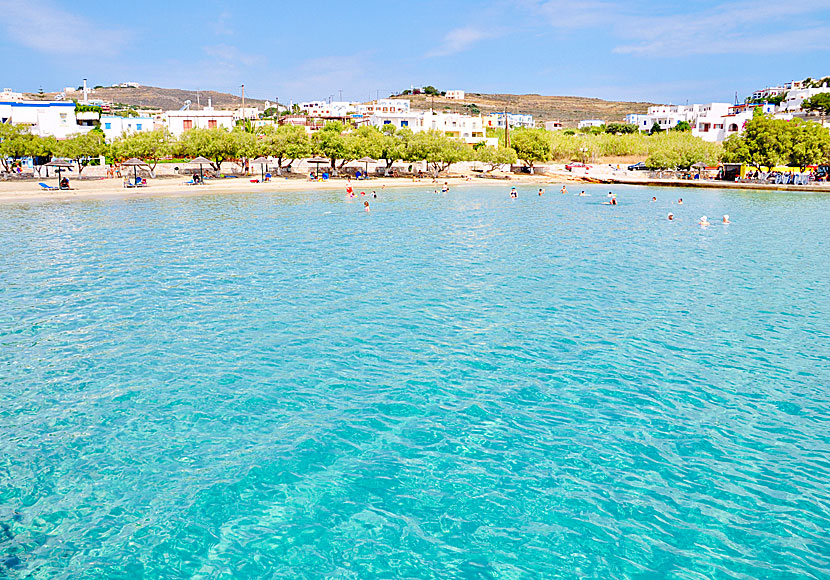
left=23, top=85, right=269, bottom=111
left=394, top=93, right=655, bottom=127
left=21, top=85, right=653, bottom=125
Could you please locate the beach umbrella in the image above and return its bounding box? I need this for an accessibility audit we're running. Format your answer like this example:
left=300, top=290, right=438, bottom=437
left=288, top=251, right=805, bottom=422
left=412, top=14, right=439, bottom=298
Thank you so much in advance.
left=691, top=162, right=706, bottom=179
left=356, top=156, right=375, bottom=177
left=45, top=158, right=74, bottom=188
left=121, top=157, right=150, bottom=185
left=306, top=157, right=329, bottom=178
left=252, top=156, right=270, bottom=181
left=188, top=156, right=213, bottom=183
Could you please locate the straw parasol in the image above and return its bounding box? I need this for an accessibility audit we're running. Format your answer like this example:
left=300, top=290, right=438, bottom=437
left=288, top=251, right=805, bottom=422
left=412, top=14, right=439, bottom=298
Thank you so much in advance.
left=45, top=158, right=74, bottom=188
left=251, top=156, right=271, bottom=182
left=121, top=157, right=150, bottom=185
left=356, top=156, right=375, bottom=178
left=306, top=157, right=329, bottom=179
left=187, top=156, right=213, bottom=183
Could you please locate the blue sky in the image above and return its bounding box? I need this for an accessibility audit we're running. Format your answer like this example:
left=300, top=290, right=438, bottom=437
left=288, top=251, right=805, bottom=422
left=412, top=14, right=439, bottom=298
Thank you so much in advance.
left=2, top=0, right=830, bottom=106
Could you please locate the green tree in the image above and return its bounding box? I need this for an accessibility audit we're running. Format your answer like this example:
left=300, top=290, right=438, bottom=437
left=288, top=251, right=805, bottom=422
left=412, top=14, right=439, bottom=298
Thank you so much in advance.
left=671, top=121, right=692, bottom=132
left=729, top=109, right=791, bottom=170
left=179, top=128, right=240, bottom=171
left=510, top=128, right=552, bottom=173
left=0, top=124, right=40, bottom=172
left=787, top=118, right=830, bottom=171
left=605, top=123, right=638, bottom=134
left=258, top=125, right=311, bottom=171
left=57, top=130, right=107, bottom=174
left=312, top=121, right=350, bottom=171
left=476, top=145, right=518, bottom=172
left=649, top=122, right=663, bottom=135
left=110, top=128, right=174, bottom=170
left=801, top=92, right=830, bottom=122
left=408, top=131, right=470, bottom=175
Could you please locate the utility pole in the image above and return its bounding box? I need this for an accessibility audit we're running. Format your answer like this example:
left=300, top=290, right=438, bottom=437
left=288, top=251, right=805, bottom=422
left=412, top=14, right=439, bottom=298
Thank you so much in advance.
left=339, top=89, right=343, bottom=101
left=504, top=101, right=510, bottom=149
left=241, top=84, right=246, bottom=119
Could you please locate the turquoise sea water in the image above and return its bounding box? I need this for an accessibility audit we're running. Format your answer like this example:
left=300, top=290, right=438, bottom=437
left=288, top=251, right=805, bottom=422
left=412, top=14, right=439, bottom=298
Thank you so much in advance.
left=1, top=184, right=829, bottom=579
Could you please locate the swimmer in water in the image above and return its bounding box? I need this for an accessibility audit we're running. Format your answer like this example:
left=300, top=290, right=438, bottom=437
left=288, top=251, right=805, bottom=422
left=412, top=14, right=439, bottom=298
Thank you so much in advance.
left=364, top=201, right=370, bottom=212
left=610, top=196, right=617, bottom=205
left=678, top=198, right=684, bottom=204
left=372, top=191, right=377, bottom=198
left=578, top=190, right=587, bottom=196
left=538, top=188, right=545, bottom=196
left=442, top=182, right=450, bottom=193
left=560, top=185, right=568, bottom=194
left=668, top=213, right=674, bottom=221
left=510, top=187, right=518, bottom=198
left=722, top=214, right=730, bottom=224
left=651, top=196, right=657, bottom=202
left=698, top=215, right=710, bottom=226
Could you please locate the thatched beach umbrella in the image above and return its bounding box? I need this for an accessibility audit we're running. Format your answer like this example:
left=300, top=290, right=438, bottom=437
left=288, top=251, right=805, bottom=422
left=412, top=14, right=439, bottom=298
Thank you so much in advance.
left=45, top=158, right=74, bottom=188
left=306, top=157, right=329, bottom=179
left=121, top=157, right=150, bottom=185
left=187, top=156, right=213, bottom=183
left=251, top=156, right=271, bottom=181
left=356, top=156, right=375, bottom=178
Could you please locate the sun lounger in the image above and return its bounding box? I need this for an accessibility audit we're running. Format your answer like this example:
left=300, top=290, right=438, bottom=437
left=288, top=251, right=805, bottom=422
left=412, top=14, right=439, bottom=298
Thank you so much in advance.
left=38, top=182, right=59, bottom=191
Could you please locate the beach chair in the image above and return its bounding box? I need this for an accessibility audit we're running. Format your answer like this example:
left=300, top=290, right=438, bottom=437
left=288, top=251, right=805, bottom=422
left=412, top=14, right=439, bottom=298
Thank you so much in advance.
left=38, top=182, right=59, bottom=191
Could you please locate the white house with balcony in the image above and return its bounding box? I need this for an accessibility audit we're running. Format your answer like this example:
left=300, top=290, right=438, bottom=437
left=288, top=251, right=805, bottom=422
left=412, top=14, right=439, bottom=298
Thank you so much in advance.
left=356, top=99, right=410, bottom=115
left=0, top=100, right=84, bottom=139
left=779, top=86, right=830, bottom=112
left=578, top=119, right=605, bottom=129
left=484, top=112, right=535, bottom=129
left=101, top=115, right=156, bottom=141
left=369, top=110, right=497, bottom=146
left=164, top=108, right=235, bottom=136
left=445, top=90, right=465, bottom=100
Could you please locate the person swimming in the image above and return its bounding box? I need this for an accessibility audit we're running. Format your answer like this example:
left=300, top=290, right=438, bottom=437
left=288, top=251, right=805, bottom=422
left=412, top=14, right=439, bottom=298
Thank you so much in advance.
left=699, top=215, right=710, bottom=226
left=578, top=190, right=587, bottom=196
left=722, top=214, right=730, bottom=224
left=610, top=196, right=617, bottom=205
left=442, top=182, right=450, bottom=193
left=651, top=196, right=657, bottom=202
left=538, top=188, right=545, bottom=196
left=678, top=198, right=684, bottom=204
left=510, top=187, right=518, bottom=198
left=668, top=213, right=674, bottom=221
left=372, top=191, right=377, bottom=198
left=364, top=201, right=370, bottom=212
left=560, top=185, right=568, bottom=194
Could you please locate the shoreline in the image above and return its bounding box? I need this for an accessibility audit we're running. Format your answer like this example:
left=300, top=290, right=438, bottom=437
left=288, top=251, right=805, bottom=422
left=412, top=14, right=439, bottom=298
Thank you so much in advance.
left=1, top=171, right=829, bottom=203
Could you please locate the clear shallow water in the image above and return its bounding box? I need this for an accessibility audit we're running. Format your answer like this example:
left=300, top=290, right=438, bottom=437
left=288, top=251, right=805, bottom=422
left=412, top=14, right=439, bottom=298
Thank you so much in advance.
left=1, top=184, right=829, bottom=580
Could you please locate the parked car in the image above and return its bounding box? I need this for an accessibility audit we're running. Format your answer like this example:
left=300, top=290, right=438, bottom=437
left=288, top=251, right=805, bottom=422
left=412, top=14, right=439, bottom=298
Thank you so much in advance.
left=628, top=162, right=648, bottom=171
left=565, top=162, right=590, bottom=171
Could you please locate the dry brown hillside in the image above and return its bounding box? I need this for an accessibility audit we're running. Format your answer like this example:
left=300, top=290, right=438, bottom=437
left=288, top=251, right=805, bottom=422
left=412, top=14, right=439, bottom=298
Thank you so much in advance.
left=395, top=93, right=655, bottom=127
left=23, top=86, right=269, bottom=111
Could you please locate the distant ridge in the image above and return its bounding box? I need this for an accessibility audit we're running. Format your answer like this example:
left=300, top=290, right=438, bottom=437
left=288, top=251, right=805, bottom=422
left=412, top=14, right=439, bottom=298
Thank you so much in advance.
left=23, top=85, right=654, bottom=125
left=395, top=93, right=656, bottom=127
left=23, top=85, right=269, bottom=111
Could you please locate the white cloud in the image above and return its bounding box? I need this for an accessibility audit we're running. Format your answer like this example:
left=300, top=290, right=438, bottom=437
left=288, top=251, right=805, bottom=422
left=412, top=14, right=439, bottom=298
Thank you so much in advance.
left=532, top=0, right=830, bottom=56
left=426, top=26, right=497, bottom=58
left=0, top=0, right=127, bottom=55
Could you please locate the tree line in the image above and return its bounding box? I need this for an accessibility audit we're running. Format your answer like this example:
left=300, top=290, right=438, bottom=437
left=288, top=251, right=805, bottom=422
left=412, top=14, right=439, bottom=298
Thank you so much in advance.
left=3, top=110, right=829, bottom=176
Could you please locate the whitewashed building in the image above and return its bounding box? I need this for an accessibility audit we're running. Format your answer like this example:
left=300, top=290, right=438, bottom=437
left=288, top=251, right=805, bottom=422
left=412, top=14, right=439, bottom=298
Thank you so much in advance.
left=779, top=86, right=830, bottom=112
left=356, top=99, right=410, bottom=115
left=0, top=100, right=85, bottom=139
left=484, top=112, right=535, bottom=129
left=369, top=110, right=497, bottom=146
left=578, top=119, right=605, bottom=129
left=0, top=88, right=23, bottom=101
left=445, top=90, right=466, bottom=100
left=164, top=108, right=235, bottom=136
left=101, top=115, right=156, bottom=141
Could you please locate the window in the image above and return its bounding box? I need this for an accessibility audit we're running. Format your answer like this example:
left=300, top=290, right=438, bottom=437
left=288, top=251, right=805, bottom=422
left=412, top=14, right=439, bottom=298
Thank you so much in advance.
left=60, top=113, right=67, bottom=124
left=183, top=119, right=193, bottom=130
left=104, top=122, right=111, bottom=130
left=208, top=120, right=217, bottom=129
left=383, top=120, right=391, bottom=125
left=401, top=121, right=408, bottom=127
left=136, top=123, right=142, bottom=130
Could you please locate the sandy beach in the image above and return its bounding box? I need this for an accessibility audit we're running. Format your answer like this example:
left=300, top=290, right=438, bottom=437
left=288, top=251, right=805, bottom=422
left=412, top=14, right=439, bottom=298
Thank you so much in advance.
left=3, top=167, right=829, bottom=204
